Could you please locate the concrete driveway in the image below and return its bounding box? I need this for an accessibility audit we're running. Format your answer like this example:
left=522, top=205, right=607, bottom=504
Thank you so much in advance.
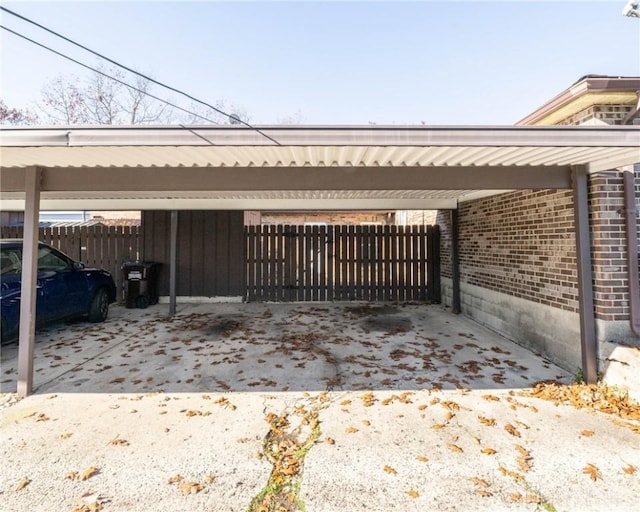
left=1, top=303, right=639, bottom=512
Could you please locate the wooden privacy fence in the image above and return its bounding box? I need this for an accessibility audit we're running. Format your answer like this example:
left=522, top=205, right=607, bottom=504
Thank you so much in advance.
left=245, top=224, right=440, bottom=302
left=0, top=225, right=140, bottom=300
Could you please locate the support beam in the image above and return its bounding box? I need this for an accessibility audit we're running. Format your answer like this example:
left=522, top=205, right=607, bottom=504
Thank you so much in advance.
left=17, top=166, right=41, bottom=397
left=169, top=210, right=178, bottom=316
left=0, top=165, right=574, bottom=192
left=572, top=166, right=597, bottom=384
left=451, top=209, right=461, bottom=314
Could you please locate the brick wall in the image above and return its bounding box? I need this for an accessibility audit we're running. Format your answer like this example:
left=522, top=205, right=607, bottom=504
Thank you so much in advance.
left=445, top=189, right=579, bottom=312
left=589, top=168, right=640, bottom=322
left=260, top=211, right=394, bottom=225
left=405, top=210, right=439, bottom=225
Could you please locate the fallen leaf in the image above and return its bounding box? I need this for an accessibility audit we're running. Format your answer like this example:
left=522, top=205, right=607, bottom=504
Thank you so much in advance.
left=498, top=465, right=524, bottom=481
left=416, top=455, right=429, bottom=462
left=65, top=472, right=79, bottom=480
left=110, top=438, right=129, bottom=446
left=59, top=432, right=73, bottom=439
left=475, top=489, right=493, bottom=497
left=447, top=443, right=463, bottom=453
left=407, top=490, right=419, bottom=498
left=15, top=478, right=30, bottom=491
left=470, top=477, right=490, bottom=487
left=524, top=494, right=542, bottom=504
left=482, top=394, right=500, bottom=402
left=362, top=420, right=371, bottom=426
left=177, top=481, right=203, bottom=495
left=167, top=474, right=184, bottom=484
left=583, top=463, right=602, bottom=481
left=510, top=492, right=522, bottom=502
left=36, top=413, right=50, bottom=422
left=431, top=423, right=447, bottom=430
left=383, top=465, right=397, bottom=475
left=623, top=464, right=637, bottom=475
left=417, top=404, right=427, bottom=411
left=481, top=448, right=497, bottom=455
left=478, top=416, right=496, bottom=427
left=345, top=427, right=359, bottom=434
left=340, top=399, right=352, bottom=406
left=581, top=430, right=595, bottom=437
left=325, top=437, right=335, bottom=445
left=79, top=467, right=99, bottom=481
left=504, top=423, right=521, bottom=438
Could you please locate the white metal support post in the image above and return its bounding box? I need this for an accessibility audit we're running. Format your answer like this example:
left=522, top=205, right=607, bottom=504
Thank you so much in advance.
left=17, top=166, right=42, bottom=397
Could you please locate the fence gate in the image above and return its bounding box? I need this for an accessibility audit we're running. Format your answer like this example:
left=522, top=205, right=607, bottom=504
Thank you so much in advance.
left=245, top=224, right=440, bottom=302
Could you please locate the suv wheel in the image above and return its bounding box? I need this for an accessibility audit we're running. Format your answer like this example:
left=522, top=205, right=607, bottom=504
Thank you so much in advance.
left=88, top=288, right=109, bottom=323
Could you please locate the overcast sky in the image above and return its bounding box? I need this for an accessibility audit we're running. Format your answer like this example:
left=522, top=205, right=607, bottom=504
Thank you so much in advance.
left=1, top=0, right=638, bottom=125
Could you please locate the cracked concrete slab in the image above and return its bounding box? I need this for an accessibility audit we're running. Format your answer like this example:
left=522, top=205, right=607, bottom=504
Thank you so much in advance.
left=1, top=303, right=639, bottom=511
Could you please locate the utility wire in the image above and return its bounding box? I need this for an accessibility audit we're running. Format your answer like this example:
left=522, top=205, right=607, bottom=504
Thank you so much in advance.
left=1, top=25, right=221, bottom=131
left=0, top=6, right=281, bottom=145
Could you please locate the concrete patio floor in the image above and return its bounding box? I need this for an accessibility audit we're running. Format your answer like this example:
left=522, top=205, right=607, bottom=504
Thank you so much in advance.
left=1, top=302, right=569, bottom=394
left=2, top=303, right=639, bottom=512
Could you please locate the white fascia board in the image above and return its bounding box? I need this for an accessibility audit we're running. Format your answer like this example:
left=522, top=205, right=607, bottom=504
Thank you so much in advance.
left=2, top=125, right=639, bottom=148
left=0, top=197, right=459, bottom=211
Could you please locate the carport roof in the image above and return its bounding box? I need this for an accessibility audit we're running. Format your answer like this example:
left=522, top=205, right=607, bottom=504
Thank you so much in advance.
left=1, top=124, right=639, bottom=210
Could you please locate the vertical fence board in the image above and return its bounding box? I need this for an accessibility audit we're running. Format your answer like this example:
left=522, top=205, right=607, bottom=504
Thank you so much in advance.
left=326, top=226, right=334, bottom=301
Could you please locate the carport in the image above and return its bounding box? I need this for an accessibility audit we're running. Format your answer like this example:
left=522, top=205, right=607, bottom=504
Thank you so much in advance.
left=1, top=124, right=639, bottom=396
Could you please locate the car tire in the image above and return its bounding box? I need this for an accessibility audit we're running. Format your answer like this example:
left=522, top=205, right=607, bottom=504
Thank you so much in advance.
left=88, top=288, right=110, bottom=323
left=0, top=317, right=7, bottom=344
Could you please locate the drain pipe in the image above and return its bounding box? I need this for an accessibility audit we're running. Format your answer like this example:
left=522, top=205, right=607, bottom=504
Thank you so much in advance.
left=623, top=167, right=640, bottom=337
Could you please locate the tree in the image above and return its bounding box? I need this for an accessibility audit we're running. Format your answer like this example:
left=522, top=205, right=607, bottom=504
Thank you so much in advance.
left=39, top=66, right=174, bottom=125
left=0, top=99, right=39, bottom=125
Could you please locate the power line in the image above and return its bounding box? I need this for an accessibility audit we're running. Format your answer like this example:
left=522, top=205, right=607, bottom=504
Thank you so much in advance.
left=0, top=6, right=281, bottom=145
left=1, top=25, right=220, bottom=130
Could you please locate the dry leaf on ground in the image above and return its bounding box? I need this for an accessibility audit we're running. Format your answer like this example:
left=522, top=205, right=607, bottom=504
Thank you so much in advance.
left=15, top=478, right=30, bottom=491
left=623, top=464, right=637, bottom=475
left=345, top=427, right=359, bottom=434
left=177, top=481, right=203, bottom=495
left=583, top=463, right=602, bottom=481
left=481, top=447, right=497, bottom=455
left=407, top=490, right=419, bottom=498
left=504, top=423, right=521, bottom=437
left=470, top=477, right=490, bottom=488
left=383, top=465, right=397, bottom=475
left=447, top=443, right=463, bottom=453
left=478, top=416, right=496, bottom=427
left=79, top=467, right=99, bottom=481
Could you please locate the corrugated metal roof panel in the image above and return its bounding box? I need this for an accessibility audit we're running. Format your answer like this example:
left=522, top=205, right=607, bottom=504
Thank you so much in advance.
left=2, top=144, right=638, bottom=172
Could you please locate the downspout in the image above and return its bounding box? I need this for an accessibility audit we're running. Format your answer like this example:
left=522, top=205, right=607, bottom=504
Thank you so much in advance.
left=622, top=167, right=640, bottom=337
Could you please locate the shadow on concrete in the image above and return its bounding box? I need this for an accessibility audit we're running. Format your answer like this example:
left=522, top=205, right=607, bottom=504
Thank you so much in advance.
left=0, top=303, right=570, bottom=395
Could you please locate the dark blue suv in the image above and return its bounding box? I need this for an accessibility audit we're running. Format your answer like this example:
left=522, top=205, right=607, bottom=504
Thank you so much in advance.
left=0, top=240, right=117, bottom=343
